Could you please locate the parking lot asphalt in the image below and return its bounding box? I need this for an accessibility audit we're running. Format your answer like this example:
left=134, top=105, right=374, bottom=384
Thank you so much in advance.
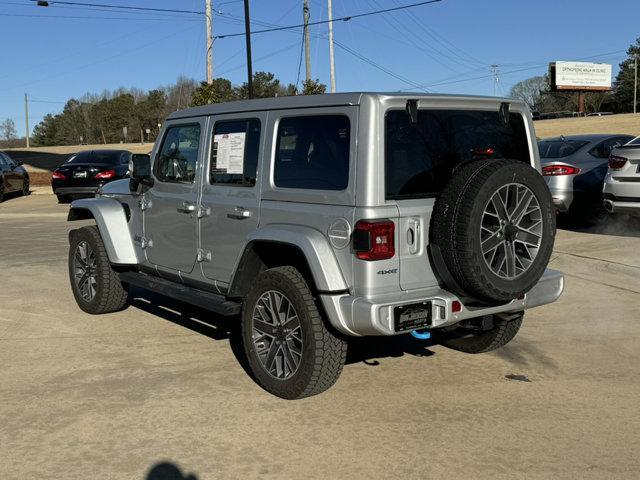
left=1, top=194, right=639, bottom=480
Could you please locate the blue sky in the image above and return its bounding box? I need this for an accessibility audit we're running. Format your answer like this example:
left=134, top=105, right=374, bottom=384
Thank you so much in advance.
left=0, top=0, right=638, bottom=134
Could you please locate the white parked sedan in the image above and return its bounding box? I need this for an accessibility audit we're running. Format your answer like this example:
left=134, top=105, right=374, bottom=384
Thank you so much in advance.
left=603, top=136, right=640, bottom=215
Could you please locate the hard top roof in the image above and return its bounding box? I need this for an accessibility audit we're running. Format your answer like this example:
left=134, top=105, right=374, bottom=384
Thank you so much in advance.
left=167, top=92, right=522, bottom=120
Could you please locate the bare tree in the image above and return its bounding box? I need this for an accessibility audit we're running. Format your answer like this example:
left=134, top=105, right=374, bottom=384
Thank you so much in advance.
left=509, top=76, right=548, bottom=109
left=0, top=118, right=17, bottom=142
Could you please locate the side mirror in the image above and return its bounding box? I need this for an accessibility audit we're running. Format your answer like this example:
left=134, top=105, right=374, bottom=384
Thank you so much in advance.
left=129, top=153, right=154, bottom=190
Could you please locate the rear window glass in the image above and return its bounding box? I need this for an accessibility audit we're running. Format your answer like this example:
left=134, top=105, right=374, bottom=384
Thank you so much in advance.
left=385, top=109, right=530, bottom=200
left=274, top=115, right=350, bottom=191
left=66, top=151, right=128, bottom=165
left=538, top=140, right=588, bottom=158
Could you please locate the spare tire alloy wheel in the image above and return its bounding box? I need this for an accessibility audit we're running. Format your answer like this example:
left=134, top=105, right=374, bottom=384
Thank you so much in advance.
left=73, top=241, right=98, bottom=302
left=252, top=290, right=303, bottom=379
left=480, top=183, right=543, bottom=279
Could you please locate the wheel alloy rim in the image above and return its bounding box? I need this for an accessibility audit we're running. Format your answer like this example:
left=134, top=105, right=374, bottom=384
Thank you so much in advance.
left=480, top=183, right=543, bottom=280
left=251, top=290, right=303, bottom=380
left=73, top=241, right=98, bottom=302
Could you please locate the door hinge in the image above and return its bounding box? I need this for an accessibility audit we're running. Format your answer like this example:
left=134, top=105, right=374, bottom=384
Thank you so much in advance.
left=197, top=249, right=212, bottom=262
left=140, top=237, right=153, bottom=249
left=139, top=197, right=152, bottom=211
left=197, top=204, right=211, bottom=219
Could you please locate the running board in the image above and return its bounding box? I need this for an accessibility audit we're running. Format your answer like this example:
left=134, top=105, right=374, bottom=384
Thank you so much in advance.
left=119, top=271, right=241, bottom=316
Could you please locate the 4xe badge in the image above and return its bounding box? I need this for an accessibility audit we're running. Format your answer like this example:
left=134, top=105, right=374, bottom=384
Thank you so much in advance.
left=377, top=268, right=398, bottom=275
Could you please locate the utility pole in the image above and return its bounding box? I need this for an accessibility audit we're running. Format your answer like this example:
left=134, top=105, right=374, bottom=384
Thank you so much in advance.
left=634, top=54, right=638, bottom=115
left=205, top=0, right=213, bottom=84
left=303, top=0, right=311, bottom=83
left=491, top=64, right=500, bottom=97
left=243, top=0, right=254, bottom=98
left=24, top=93, right=30, bottom=148
left=327, top=0, right=336, bottom=93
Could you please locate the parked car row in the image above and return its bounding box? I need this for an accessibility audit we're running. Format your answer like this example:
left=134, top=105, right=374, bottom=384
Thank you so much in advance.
left=539, top=134, right=640, bottom=219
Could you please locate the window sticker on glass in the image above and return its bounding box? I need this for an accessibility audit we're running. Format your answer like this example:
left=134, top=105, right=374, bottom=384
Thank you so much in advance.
left=214, top=132, right=246, bottom=174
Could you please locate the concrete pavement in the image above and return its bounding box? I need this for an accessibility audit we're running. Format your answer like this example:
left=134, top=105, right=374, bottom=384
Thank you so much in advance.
left=1, top=194, right=639, bottom=479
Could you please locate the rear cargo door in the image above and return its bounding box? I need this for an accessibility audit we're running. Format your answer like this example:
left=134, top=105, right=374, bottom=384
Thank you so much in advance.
left=385, top=107, right=531, bottom=291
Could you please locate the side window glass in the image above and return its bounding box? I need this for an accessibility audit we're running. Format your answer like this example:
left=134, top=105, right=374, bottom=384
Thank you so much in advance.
left=210, top=119, right=261, bottom=187
left=154, top=124, right=201, bottom=184
left=274, top=115, right=350, bottom=190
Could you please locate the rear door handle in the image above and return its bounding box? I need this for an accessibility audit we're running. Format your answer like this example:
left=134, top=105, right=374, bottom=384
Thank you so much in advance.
left=177, top=201, right=196, bottom=214
left=407, top=218, right=421, bottom=255
left=227, top=206, right=252, bottom=220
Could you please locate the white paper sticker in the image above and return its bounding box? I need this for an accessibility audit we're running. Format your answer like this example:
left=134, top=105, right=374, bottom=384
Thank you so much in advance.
left=214, top=132, right=246, bottom=174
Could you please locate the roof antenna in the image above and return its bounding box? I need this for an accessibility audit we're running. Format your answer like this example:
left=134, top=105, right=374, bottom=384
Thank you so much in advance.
left=406, top=99, right=418, bottom=126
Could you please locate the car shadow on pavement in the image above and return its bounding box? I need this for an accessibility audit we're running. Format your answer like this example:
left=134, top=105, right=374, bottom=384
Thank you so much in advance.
left=128, top=285, right=437, bottom=371
left=558, top=213, right=640, bottom=238
left=146, top=462, right=198, bottom=480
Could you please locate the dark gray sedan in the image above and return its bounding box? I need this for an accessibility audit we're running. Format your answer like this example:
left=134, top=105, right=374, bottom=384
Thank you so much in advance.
left=539, top=134, right=635, bottom=216
left=0, top=151, right=30, bottom=202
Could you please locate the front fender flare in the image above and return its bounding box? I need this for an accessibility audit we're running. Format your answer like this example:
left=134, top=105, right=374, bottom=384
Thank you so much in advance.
left=68, top=197, right=138, bottom=265
left=245, top=225, right=349, bottom=292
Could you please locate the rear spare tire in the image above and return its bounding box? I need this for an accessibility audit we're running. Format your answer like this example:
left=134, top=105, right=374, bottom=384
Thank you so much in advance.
left=430, top=159, right=555, bottom=303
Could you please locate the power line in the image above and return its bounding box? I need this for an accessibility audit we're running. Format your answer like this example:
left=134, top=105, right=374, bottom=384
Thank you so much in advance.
left=28, top=0, right=204, bottom=15
left=215, top=0, right=443, bottom=39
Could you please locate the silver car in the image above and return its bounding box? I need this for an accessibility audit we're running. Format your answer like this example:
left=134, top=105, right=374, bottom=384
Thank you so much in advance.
left=65, top=93, right=563, bottom=399
left=603, top=135, right=640, bottom=215
left=539, top=134, right=634, bottom=216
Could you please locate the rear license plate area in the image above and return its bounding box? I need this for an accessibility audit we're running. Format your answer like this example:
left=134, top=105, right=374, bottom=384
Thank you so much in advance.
left=394, top=302, right=432, bottom=332
left=73, top=171, right=88, bottom=178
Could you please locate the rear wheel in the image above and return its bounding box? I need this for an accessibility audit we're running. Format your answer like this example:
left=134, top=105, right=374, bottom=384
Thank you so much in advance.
left=0, top=181, right=4, bottom=203
left=438, top=312, right=524, bottom=353
left=68, top=226, right=129, bottom=314
left=57, top=194, right=71, bottom=204
left=241, top=266, right=347, bottom=399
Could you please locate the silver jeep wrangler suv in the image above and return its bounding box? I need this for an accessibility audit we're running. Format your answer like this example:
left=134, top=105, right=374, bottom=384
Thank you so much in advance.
left=67, top=93, right=563, bottom=399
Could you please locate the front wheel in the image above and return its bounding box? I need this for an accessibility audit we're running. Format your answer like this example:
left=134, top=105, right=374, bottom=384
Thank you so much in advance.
left=68, top=225, right=129, bottom=314
left=241, top=266, right=347, bottom=400
left=22, top=176, right=30, bottom=196
left=437, top=312, right=524, bottom=353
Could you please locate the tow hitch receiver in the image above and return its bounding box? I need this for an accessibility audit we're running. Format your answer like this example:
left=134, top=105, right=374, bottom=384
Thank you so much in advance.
left=394, top=302, right=431, bottom=332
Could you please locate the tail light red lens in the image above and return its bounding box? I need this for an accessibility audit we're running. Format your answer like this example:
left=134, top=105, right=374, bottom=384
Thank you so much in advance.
left=608, top=155, right=628, bottom=170
left=95, top=169, right=116, bottom=179
left=353, top=220, right=395, bottom=261
left=51, top=170, right=66, bottom=180
left=541, top=165, right=580, bottom=176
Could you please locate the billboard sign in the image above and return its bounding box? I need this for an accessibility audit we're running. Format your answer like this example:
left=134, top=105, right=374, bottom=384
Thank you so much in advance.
left=550, top=61, right=612, bottom=91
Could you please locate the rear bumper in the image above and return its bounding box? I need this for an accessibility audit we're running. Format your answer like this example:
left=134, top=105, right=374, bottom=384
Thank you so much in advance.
left=53, top=186, right=100, bottom=195
left=320, top=269, right=564, bottom=336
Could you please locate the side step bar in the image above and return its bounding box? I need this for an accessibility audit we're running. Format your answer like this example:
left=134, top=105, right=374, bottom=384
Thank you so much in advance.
left=119, top=271, right=242, bottom=316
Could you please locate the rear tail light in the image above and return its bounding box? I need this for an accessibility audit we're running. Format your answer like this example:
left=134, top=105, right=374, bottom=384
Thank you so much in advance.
left=608, top=155, right=628, bottom=170
left=541, top=165, right=580, bottom=176
left=353, top=220, right=395, bottom=261
left=51, top=170, right=66, bottom=180
left=95, top=169, right=116, bottom=179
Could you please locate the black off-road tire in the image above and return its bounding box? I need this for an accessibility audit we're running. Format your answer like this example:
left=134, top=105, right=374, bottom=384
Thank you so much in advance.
left=68, top=225, right=129, bottom=314
left=241, top=266, right=347, bottom=400
left=430, top=159, right=555, bottom=303
left=0, top=181, right=4, bottom=203
left=439, top=312, right=524, bottom=353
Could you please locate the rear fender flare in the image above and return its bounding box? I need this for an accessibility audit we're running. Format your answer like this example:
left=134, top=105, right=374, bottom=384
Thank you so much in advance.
left=236, top=225, right=349, bottom=293
left=67, top=197, right=138, bottom=265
